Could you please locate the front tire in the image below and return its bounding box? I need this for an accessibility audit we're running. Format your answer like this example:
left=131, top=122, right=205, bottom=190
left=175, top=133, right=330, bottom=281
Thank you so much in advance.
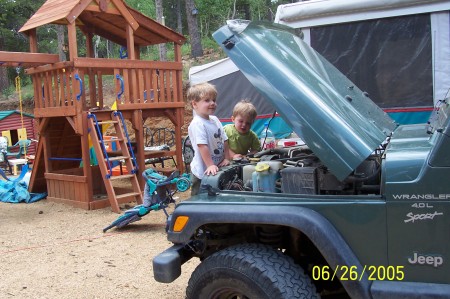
left=186, top=243, right=319, bottom=299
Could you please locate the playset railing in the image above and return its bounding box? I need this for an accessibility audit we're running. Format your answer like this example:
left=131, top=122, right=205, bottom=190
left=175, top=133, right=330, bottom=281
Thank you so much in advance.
left=26, top=58, right=184, bottom=117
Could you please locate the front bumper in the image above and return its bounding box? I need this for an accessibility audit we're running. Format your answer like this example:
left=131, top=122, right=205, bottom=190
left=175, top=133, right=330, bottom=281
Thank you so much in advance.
left=153, top=244, right=194, bottom=283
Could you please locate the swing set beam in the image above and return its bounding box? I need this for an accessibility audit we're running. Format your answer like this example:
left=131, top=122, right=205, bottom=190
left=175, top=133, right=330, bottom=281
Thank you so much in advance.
left=0, top=51, right=59, bottom=67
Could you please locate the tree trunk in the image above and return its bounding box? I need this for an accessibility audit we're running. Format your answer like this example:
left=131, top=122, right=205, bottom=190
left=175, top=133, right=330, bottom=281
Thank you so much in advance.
left=0, top=36, right=7, bottom=92
left=106, top=40, right=112, bottom=58
left=0, top=68, right=8, bottom=94
left=155, top=0, right=167, bottom=61
left=266, top=0, right=274, bottom=21
left=176, top=0, right=183, bottom=34
left=57, top=25, right=66, bottom=61
left=94, top=36, right=100, bottom=58
left=185, top=0, right=203, bottom=58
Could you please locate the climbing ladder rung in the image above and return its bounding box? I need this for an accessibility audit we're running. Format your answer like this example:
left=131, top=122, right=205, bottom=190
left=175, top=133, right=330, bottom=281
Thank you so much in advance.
left=115, top=192, right=141, bottom=200
left=106, top=156, right=129, bottom=161
left=101, top=138, right=124, bottom=143
left=88, top=110, right=143, bottom=213
left=109, top=174, right=135, bottom=180
left=97, top=120, right=119, bottom=125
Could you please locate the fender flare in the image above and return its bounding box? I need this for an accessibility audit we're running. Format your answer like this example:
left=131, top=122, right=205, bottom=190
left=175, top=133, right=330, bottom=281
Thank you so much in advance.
left=168, top=204, right=372, bottom=299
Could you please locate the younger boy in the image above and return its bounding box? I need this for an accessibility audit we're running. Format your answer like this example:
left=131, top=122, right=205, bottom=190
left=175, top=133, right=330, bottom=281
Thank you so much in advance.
left=224, top=100, right=261, bottom=159
left=188, top=82, right=230, bottom=195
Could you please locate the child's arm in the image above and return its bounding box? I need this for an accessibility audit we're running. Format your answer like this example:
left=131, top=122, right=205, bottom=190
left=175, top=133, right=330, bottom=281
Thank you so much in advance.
left=248, top=149, right=259, bottom=155
left=228, top=147, right=240, bottom=159
left=219, top=141, right=231, bottom=166
left=197, top=144, right=220, bottom=175
left=250, top=131, right=262, bottom=153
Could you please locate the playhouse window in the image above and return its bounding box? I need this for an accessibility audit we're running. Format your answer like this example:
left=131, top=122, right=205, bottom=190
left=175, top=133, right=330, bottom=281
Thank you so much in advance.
left=1, top=128, right=27, bottom=146
left=310, top=13, right=433, bottom=109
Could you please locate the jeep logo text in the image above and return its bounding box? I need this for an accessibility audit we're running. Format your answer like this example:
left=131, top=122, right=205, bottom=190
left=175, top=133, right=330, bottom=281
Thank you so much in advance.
left=408, top=252, right=443, bottom=267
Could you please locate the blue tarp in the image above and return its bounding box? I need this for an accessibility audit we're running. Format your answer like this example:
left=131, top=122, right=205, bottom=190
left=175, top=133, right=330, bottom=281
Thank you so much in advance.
left=0, top=166, right=47, bottom=204
left=0, top=180, right=46, bottom=203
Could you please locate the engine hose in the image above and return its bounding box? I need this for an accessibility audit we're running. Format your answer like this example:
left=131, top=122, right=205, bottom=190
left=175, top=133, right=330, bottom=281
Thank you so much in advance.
left=345, top=163, right=381, bottom=183
left=253, top=145, right=310, bottom=158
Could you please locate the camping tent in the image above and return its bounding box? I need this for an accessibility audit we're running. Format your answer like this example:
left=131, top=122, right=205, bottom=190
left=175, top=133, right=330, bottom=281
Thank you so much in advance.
left=189, top=58, right=292, bottom=138
left=275, top=0, right=450, bottom=124
left=191, top=0, right=450, bottom=130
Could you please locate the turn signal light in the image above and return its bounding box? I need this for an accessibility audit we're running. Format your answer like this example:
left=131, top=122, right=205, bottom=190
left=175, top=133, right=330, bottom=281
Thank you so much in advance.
left=173, top=216, right=189, bottom=232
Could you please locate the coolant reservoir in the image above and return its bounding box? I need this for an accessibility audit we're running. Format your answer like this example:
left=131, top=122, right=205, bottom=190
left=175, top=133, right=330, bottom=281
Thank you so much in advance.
left=258, top=161, right=283, bottom=173
left=243, top=164, right=256, bottom=184
left=253, top=163, right=278, bottom=193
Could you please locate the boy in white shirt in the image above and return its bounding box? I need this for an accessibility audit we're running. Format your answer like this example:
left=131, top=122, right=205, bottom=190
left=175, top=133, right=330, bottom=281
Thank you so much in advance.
left=187, top=82, right=230, bottom=195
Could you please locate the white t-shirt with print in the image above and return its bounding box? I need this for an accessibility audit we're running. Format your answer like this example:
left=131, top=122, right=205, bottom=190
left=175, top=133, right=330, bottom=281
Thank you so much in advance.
left=188, top=114, right=227, bottom=179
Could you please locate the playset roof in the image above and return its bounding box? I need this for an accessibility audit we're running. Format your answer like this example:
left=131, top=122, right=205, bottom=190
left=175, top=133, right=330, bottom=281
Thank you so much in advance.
left=19, top=0, right=185, bottom=46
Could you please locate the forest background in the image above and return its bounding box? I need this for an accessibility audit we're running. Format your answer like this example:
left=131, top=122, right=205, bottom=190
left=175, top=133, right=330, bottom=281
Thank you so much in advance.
left=0, top=0, right=296, bottom=101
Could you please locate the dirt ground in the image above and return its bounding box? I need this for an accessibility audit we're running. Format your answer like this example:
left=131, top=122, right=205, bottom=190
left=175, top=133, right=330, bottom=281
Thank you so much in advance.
left=0, top=85, right=197, bottom=298
left=0, top=192, right=199, bottom=299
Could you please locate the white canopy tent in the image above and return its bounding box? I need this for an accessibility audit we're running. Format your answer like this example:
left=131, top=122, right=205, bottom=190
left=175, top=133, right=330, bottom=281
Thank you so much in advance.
left=189, top=58, right=292, bottom=138
left=275, top=0, right=450, bottom=109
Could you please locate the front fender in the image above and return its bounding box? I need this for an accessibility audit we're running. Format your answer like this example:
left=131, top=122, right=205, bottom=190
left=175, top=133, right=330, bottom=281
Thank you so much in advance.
left=169, top=204, right=372, bottom=299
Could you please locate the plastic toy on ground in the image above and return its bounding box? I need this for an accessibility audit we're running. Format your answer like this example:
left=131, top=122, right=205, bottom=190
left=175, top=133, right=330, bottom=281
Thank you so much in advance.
left=103, top=168, right=190, bottom=232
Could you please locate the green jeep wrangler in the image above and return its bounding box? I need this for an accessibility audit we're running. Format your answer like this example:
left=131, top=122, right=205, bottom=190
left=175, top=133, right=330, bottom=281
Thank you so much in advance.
left=153, top=21, right=450, bottom=299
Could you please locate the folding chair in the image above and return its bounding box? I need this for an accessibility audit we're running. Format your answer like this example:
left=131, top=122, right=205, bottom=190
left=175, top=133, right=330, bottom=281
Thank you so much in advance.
left=144, top=127, right=177, bottom=170
left=5, top=139, right=31, bottom=159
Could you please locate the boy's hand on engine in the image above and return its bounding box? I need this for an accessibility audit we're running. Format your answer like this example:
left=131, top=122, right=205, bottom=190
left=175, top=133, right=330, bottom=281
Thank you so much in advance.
left=219, top=158, right=230, bottom=167
left=204, top=165, right=219, bottom=176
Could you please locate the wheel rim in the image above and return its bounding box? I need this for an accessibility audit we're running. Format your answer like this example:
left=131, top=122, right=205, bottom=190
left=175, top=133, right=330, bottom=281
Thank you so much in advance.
left=211, top=287, right=250, bottom=299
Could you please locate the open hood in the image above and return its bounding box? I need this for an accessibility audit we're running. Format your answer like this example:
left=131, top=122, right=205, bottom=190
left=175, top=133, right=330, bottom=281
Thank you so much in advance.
left=213, top=20, right=397, bottom=180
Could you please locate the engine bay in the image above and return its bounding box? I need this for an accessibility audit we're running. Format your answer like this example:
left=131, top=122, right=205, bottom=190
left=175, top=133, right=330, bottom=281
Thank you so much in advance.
left=201, top=144, right=384, bottom=196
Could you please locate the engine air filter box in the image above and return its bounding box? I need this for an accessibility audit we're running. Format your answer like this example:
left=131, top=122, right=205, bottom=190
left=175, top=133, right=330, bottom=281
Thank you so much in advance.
left=281, top=167, right=318, bottom=194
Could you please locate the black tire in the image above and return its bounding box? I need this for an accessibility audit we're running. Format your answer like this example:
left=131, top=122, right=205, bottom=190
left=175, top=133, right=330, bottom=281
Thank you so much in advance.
left=186, top=243, right=320, bottom=299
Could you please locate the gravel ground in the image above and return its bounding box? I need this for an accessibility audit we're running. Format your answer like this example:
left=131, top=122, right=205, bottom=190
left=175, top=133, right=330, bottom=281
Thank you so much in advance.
left=0, top=195, right=198, bottom=299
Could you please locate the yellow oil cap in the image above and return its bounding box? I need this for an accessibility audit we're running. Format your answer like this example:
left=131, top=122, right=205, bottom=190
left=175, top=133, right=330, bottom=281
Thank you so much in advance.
left=255, top=163, right=270, bottom=172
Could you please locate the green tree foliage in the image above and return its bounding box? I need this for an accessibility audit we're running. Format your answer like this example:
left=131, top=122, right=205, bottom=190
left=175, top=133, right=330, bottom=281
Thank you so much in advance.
left=0, top=0, right=44, bottom=51
left=0, top=0, right=46, bottom=88
left=126, top=0, right=156, bottom=17
left=0, top=0, right=294, bottom=61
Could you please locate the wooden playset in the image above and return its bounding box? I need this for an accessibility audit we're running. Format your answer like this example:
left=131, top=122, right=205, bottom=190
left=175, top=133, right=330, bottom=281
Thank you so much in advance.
left=0, top=0, right=186, bottom=213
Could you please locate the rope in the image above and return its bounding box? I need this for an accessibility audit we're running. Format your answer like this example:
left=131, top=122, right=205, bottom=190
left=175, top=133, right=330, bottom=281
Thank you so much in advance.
left=15, top=69, right=27, bottom=156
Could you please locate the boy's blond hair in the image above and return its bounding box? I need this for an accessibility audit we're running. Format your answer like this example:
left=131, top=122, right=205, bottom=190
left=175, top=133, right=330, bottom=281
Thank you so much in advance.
left=232, top=99, right=257, bottom=122
left=187, top=82, right=217, bottom=103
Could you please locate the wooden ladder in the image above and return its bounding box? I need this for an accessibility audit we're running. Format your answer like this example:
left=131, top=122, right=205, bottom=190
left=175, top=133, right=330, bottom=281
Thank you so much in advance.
left=87, top=111, right=142, bottom=213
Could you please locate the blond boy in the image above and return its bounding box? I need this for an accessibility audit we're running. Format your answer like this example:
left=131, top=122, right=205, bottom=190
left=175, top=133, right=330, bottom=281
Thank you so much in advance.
left=224, top=100, right=261, bottom=159
left=187, top=82, right=230, bottom=195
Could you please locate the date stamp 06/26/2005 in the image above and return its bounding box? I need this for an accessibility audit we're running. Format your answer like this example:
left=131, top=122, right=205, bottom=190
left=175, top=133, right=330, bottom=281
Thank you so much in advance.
left=311, top=265, right=405, bottom=281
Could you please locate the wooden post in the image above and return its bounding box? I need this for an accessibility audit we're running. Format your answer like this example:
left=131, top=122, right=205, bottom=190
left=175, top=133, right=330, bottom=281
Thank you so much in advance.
left=126, top=24, right=137, bottom=103
left=28, top=29, right=38, bottom=53
left=86, top=32, right=97, bottom=108
left=174, top=43, right=183, bottom=101
left=132, top=110, right=146, bottom=189
left=81, top=112, right=94, bottom=206
left=174, top=43, right=184, bottom=173
left=67, top=23, right=78, bottom=61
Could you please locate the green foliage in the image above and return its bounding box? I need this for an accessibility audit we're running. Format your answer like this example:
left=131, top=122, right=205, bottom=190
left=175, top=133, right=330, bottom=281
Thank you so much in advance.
left=1, top=85, right=15, bottom=98
left=0, top=0, right=296, bottom=95
left=202, top=37, right=223, bottom=51
left=0, top=0, right=44, bottom=51
left=21, top=84, right=34, bottom=103
left=125, top=0, right=156, bottom=17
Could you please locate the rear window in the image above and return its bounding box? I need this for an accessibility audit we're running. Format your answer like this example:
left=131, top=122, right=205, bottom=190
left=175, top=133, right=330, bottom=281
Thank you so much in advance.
left=311, top=14, right=433, bottom=108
